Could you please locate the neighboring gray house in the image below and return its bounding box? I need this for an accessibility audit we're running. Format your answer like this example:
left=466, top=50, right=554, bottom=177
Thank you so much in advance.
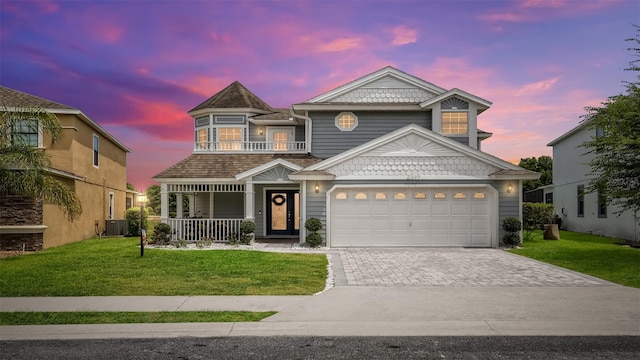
left=154, top=66, right=539, bottom=247
left=548, top=122, right=639, bottom=242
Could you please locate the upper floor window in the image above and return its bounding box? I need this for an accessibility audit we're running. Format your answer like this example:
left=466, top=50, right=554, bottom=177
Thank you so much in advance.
left=12, top=120, right=40, bottom=147
left=335, top=112, right=358, bottom=131
left=597, top=188, right=607, bottom=218
left=218, top=127, right=243, bottom=150
left=577, top=185, right=584, bottom=217
left=93, top=134, right=99, bottom=167
left=196, top=128, right=208, bottom=149
left=442, top=112, right=468, bottom=134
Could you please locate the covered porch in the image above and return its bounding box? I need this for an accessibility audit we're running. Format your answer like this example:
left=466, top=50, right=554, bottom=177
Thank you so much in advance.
left=159, top=181, right=303, bottom=243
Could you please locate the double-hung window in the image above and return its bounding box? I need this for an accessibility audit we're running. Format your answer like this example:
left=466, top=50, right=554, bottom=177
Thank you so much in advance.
left=12, top=120, right=40, bottom=147
left=218, top=127, right=243, bottom=150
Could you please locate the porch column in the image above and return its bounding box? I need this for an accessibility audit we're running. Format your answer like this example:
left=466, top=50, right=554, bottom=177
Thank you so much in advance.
left=176, top=193, right=183, bottom=219
left=245, top=181, right=254, bottom=219
left=160, top=183, right=168, bottom=223
left=188, top=195, right=195, bottom=217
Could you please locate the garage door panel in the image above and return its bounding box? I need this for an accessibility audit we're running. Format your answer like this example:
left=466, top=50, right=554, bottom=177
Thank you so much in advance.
left=331, top=187, right=492, bottom=247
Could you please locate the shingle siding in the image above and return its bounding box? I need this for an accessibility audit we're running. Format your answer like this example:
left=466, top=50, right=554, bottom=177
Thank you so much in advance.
left=310, top=111, right=432, bottom=158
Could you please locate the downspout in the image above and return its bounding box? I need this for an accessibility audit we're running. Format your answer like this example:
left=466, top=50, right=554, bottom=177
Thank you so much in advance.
left=290, top=107, right=312, bottom=154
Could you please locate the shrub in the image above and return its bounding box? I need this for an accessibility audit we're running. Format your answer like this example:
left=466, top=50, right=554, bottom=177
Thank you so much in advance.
left=196, top=238, right=213, bottom=248
left=173, top=239, right=187, bottom=248
left=239, top=219, right=256, bottom=245
left=304, top=218, right=323, bottom=248
left=151, top=223, right=171, bottom=245
left=304, top=218, right=322, bottom=232
left=523, top=202, right=554, bottom=230
left=502, top=217, right=522, bottom=233
left=502, top=232, right=521, bottom=247
left=306, top=232, right=323, bottom=248
left=125, top=207, right=149, bottom=237
left=502, top=217, right=522, bottom=247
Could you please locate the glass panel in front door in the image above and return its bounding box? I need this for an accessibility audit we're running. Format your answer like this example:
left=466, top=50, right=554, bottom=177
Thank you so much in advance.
left=271, top=192, right=287, bottom=230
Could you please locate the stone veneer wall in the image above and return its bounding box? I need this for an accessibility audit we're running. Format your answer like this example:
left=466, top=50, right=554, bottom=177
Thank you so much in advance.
left=0, top=195, right=44, bottom=251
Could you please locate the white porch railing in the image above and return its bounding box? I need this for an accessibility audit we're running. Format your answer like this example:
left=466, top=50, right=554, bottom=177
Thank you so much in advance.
left=194, top=141, right=306, bottom=152
left=168, top=218, right=242, bottom=242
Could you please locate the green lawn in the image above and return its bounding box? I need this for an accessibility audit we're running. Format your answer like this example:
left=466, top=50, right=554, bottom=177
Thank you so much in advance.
left=0, top=311, right=276, bottom=325
left=0, top=237, right=327, bottom=296
left=510, top=230, right=640, bottom=288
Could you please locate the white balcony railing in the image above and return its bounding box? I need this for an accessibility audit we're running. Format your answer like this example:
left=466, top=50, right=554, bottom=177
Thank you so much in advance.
left=168, top=218, right=242, bottom=242
left=194, top=141, right=306, bottom=153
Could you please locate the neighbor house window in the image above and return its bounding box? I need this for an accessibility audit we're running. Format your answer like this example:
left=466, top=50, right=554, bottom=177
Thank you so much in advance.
left=93, top=134, right=99, bottom=167
left=442, top=112, right=468, bottom=134
left=597, top=188, right=607, bottom=218
left=218, top=127, right=243, bottom=150
left=12, top=120, right=40, bottom=146
left=577, top=185, right=584, bottom=217
left=335, top=112, right=358, bottom=131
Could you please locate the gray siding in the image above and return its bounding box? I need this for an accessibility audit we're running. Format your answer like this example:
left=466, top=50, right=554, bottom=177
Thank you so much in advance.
left=310, top=111, right=432, bottom=158
left=213, top=192, right=244, bottom=218
left=449, top=136, right=470, bottom=146
left=305, top=181, right=329, bottom=241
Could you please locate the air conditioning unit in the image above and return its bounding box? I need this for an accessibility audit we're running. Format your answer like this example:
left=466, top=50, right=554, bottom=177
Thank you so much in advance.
left=105, top=219, right=127, bottom=236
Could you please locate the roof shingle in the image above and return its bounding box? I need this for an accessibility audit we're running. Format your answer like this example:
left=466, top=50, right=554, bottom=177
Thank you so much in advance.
left=0, top=86, right=76, bottom=110
left=189, top=81, right=273, bottom=113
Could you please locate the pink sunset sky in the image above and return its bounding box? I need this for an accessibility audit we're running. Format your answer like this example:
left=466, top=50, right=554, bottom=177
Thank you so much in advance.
left=1, top=0, right=637, bottom=191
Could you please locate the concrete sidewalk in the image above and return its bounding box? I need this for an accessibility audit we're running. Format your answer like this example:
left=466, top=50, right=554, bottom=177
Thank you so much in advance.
left=2, top=285, right=639, bottom=339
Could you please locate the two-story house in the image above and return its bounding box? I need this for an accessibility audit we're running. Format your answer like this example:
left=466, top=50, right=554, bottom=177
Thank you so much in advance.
left=0, top=86, right=131, bottom=250
left=154, top=67, right=539, bottom=247
left=548, top=122, right=639, bottom=242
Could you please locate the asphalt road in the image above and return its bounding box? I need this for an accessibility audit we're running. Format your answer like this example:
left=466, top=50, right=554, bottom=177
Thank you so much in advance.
left=1, top=336, right=639, bottom=359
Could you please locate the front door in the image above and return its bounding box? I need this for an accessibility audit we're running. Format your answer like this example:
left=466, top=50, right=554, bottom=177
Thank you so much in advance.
left=266, top=190, right=300, bottom=236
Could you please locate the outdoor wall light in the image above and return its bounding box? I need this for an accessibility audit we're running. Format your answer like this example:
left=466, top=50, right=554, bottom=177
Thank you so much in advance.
left=314, top=182, right=320, bottom=193
left=259, top=127, right=264, bottom=136
left=507, top=182, right=513, bottom=194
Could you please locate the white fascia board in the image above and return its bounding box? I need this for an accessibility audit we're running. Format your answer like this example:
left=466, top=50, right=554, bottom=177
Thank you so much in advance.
left=292, top=104, right=421, bottom=111
left=45, top=168, right=85, bottom=181
left=235, top=159, right=303, bottom=180
left=305, top=123, right=522, bottom=172
left=547, top=121, right=589, bottom=146
left=304, top=66, right=447, bottom=103
left=333, top=175, right=492, bottom=181
left=188, top=108, right=271, bottom=118
left=287, top=174, right=335, bottom=181
left=489, top=173, right=541, bottom=180
left=248, top=119, right=296, bottom=125
left=419, top=88, right=492, bottom=109
left=152, top=177, right=240, bottom=183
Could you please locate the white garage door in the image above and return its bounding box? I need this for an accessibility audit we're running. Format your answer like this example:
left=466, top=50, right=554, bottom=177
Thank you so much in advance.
left=330, top=187, right=493, bottom=247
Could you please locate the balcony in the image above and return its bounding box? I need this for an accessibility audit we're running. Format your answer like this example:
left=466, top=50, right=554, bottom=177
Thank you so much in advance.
left=194, top=141, right=307, bottom=153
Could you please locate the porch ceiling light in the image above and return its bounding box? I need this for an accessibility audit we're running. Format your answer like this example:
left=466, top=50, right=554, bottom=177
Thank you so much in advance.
left=314, top=182, right=320, bottom=193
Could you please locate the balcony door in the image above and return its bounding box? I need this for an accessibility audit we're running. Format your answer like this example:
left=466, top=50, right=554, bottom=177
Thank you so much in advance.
left=267, top=127, right=294, bottom=151
left=266, top=190, right=299, bottom=236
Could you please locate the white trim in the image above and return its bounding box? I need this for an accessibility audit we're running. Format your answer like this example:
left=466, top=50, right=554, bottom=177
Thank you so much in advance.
left=324, top=183, right=498, bottom=248
left=287, top=173, right=335, bottom=181
left=305, top=66, right=447, bottom=103
left=0, top=225, right=47, bottom=234
left=235, top=159, right=303, bottom=180
left=419, top=88, right=492, bottom=110
left=292, top=104, right=421, bottom=111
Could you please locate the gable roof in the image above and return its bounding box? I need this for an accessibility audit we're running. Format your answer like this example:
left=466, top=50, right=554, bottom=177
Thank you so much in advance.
left=0, top=86, right=76, bottom=110
left=189, top=81, right=273, bottom=113
left=0, top=86, right=130, bottom=152
left=547, top=121, right=590, bottom=146
left=153, top=154, right=322, bottom=180
left=303, top=66, right=447, bottom=104
left=419, top=88, right=492, bottom=113
left=305, top=124, right=538, bottom=180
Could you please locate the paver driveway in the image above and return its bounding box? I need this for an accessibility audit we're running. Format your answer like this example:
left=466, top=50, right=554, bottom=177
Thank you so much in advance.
left=335, top=248, right=611, bottom=287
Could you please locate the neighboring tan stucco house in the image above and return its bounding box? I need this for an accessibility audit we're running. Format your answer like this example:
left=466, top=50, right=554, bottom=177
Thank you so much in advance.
left=154, top=67, right=539, bottom=247
left=548, top=122, right=639, bottom=242
left=0, top=86, right=131, bottom=250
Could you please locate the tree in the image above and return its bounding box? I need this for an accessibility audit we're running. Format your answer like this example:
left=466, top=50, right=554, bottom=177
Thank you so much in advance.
left=580, top=25, right=640, bottom=219
left=146, top=184, right=161, bottom=214
left=518, top=155, right=552, bottom=192
left=0, top=105, right=82, bottom=220
left=126, top=183, right=136, bottom=191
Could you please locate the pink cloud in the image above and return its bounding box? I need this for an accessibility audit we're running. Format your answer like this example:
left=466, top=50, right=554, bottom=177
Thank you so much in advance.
left=389, top=25, right=417, bottom=46
left=315, top=37, right=364, bottom=52
left=515, top=77, right=560, bottom=96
